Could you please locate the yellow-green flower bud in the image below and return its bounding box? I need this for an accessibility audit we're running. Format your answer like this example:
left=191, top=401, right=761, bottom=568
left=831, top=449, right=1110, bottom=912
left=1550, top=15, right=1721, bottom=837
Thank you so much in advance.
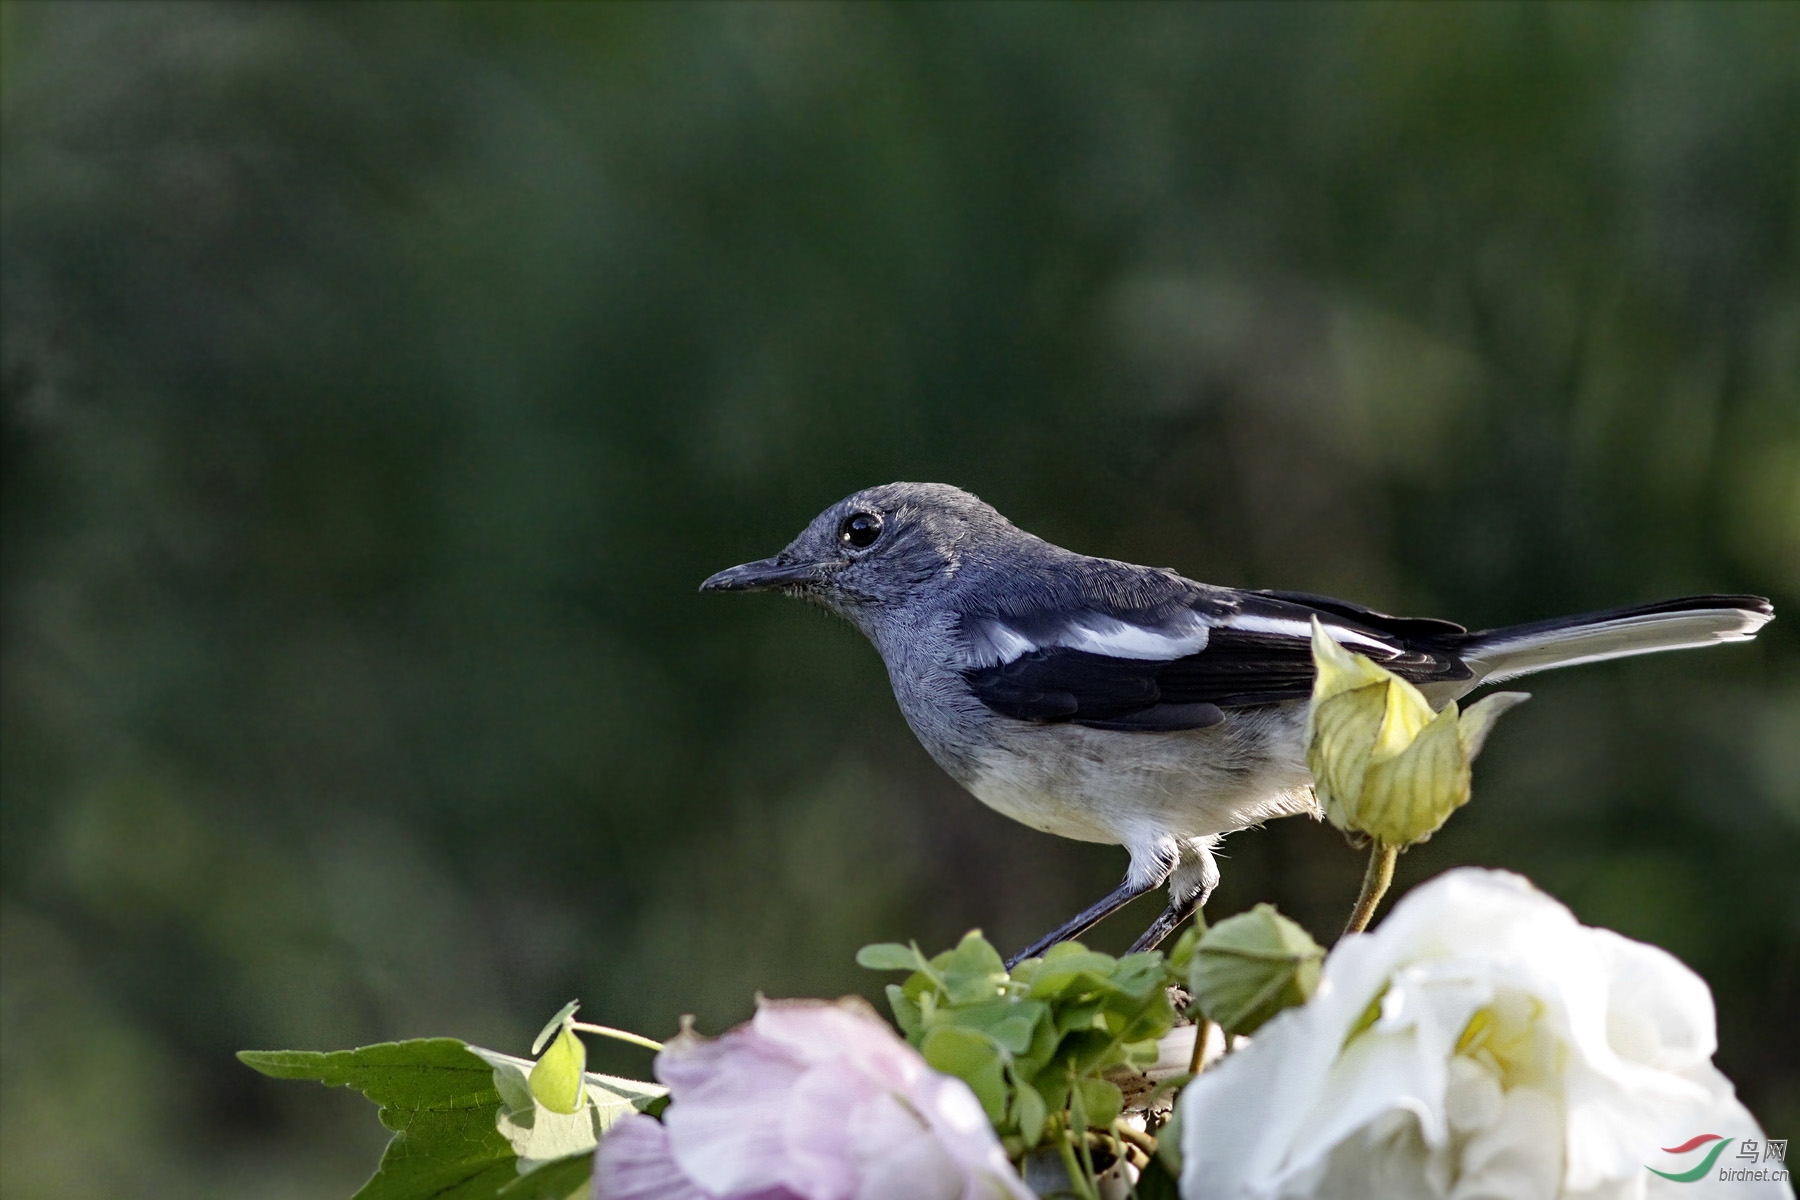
left=1305, top=618, right=1527, bottom=847
left=1188, top=903, right=1324, bottom=1037
left=528, top=1021, right=588, bottom=1115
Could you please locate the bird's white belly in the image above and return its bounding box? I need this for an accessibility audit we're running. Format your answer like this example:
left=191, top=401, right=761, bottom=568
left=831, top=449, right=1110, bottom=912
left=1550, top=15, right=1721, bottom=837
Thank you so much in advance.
left=963, top=707, right=1319, bottom=848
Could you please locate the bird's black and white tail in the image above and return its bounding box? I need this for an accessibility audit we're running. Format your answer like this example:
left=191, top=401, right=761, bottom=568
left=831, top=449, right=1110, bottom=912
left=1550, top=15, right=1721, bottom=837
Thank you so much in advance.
left=1458, top=595, right=1774, bottom=686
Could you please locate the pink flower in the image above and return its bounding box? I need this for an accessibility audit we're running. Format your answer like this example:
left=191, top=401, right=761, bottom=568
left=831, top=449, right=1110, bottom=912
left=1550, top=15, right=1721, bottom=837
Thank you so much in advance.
left=594, top=997, right=1032, bottom=1200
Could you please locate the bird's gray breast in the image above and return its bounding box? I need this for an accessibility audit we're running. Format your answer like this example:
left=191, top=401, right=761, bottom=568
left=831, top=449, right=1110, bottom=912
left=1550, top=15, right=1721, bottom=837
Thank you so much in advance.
left=871, top=609, right=1317, bottom=847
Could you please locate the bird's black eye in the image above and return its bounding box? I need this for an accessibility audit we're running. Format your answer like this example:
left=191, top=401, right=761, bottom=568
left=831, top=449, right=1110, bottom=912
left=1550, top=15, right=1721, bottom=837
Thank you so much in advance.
left=839, top=511, right=883, bottom=549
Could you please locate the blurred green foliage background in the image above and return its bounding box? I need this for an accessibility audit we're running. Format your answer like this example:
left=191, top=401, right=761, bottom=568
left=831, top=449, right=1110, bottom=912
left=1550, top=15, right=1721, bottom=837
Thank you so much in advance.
left=2, top=3, right=1796, bottom=1196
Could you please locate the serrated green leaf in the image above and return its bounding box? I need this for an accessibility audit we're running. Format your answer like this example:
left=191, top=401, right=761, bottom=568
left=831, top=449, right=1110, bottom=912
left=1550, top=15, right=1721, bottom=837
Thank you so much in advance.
left=239, top=1040, right=516, bottom=1200
left=495, top=1152, right=592, bottom=1200
left=527, top=1027, right=586, bottom=1115
left=856, top=942, right=923, bottom=971
left=241, top=1038, right=662, bottom=1200
left=239, top=1040, right=500, bottom=1109
left=466, top=1046, right=661, bottom=1169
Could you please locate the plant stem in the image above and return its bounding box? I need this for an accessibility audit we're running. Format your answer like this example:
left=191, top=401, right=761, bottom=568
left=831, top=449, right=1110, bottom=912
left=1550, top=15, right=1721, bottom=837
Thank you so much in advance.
left=1342, top=840, right=1398, bottom=939
left=570, top=1022, right=664, bottom=1053
left=1187, top=1019, right=1217, bottom=1076
left=1114, top=1120, right=1157, bottom=1159
left=1054, top=1116, right=1100, bottom=1200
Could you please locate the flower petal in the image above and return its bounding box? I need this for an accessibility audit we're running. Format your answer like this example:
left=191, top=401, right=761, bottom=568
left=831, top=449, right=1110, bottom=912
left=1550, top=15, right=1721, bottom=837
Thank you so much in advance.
left=593, top=1114, right=715, bottom=1200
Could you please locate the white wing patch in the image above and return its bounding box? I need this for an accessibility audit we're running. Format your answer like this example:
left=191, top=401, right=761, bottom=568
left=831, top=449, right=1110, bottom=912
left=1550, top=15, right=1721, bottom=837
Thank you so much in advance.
left=968, top=609, right=1404, bottom=668
left=1059, top=615, right=1211, bottom=660
left=1221, top=613, right=1397, bottom=656
left=967, top=612, right=1211, bottom=667
left=977, top=623, right=1038, bottom=663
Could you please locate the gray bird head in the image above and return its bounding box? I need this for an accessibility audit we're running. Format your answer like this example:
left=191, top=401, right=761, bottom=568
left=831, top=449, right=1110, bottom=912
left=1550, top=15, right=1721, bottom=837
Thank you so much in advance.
left=700, top=482, right=1020, bottom=629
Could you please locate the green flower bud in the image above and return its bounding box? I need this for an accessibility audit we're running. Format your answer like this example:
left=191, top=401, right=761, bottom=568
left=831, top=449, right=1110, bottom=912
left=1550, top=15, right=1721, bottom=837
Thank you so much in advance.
left=528, top=1021, right=588, bottom=1115
left=1187, top=904, right=1324, bottom=1037
left=1306, top=618, right=1527, bottom=847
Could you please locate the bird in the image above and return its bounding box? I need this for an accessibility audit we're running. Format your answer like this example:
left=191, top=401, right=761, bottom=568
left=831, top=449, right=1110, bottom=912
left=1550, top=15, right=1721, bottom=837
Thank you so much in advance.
left=700, top=482, right=1774, bottom=967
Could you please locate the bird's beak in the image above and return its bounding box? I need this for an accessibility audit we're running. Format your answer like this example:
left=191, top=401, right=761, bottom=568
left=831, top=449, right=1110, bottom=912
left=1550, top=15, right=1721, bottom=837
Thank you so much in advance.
left=699, top=556, right=822, bottom=593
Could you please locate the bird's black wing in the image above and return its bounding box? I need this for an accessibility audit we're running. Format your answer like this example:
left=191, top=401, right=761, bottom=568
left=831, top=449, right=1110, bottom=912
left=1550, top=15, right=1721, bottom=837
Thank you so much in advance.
left=960, top=588, right=1471, bottom=732
left=1249, top=589, right=1469, bottom=647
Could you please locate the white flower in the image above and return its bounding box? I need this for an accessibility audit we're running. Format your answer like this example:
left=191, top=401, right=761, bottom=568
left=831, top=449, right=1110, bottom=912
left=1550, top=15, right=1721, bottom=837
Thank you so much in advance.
left=594, top=996, right=1032, bottom=1200
left=1178, top=868, right=1790, bottom=1200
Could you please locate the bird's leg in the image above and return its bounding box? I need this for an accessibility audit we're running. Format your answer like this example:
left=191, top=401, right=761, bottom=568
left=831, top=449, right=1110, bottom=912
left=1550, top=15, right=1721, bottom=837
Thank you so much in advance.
left=1004, top=875, right=1158, bottom=970
left=1000, top=849, right=1180, bottom=971
left=1125, top=892, right=1202, bottom=955
left=1126, top=839, right=1219, bottom=955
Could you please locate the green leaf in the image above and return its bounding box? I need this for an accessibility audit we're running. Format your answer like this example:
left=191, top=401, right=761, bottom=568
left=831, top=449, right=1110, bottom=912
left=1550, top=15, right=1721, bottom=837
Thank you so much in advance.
left=1188, top=904, right=1324, bottom=1037
left=239, top=1040, right=516, bottom=1200
left=1073, top=1077, right=1123, bottom=1129
left=495, top=1152, right=592, bottom=1200
left=941, top=931, right=1007, bottom=1005
left=856, top=942, right=925, bottom=971
left=1011, top=1078, right=1048, bottom=1147
left=241, top=1038, right=663, bottom=1200
left=1105, top=953, right=1169, bottom=999
left=1123, top=1038, right=1161, bottom=1069
left=1117, top=991, right=1178, bottom=1045
left=1007, top=957, right=1043, bottom=987
left=1155, top=1103, right=1184, bottom=1176
left=467, top=1046, right=661, bottom=1168
left=919, top=1025, right=1007, bottom=1123
left=1054, top=1000, right=1104, bottom=1037
left=1134, top=1152, right=1183, bottom=1200
left=1032, top=1073, right=1071, bottom=1117
left=1057, top=1028, right=1119, bottom=1076
left=1012, top=1014, right=1061, bottom=1081
left=239, top=1040, right=500, bottom=1108
left=1027, top=950, right=1117, bottom=1001
left=930, top=998, right=1047, bottom=1055
left=885, top=984, right=923, bottom=1038
left=985, top=1013, right=1040, bottom=1056
left=1165, top=925, right=1204, bottom=973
